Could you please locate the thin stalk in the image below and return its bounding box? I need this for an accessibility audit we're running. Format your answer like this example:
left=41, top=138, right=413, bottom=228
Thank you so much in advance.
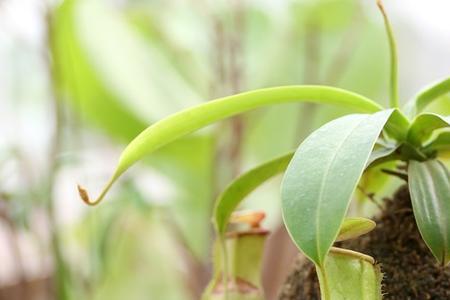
left=377, top=0, right=399, bottom=108
left=44, top=5, right=71, bottom=300
left=317, top=266, right=331, bottom=300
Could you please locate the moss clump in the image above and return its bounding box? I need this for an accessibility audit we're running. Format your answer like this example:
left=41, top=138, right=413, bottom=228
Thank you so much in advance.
left=279, top=186, right=450, bottom=299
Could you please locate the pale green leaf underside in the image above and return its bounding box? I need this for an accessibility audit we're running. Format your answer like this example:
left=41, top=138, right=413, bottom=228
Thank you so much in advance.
left=81, top=85, right=383, bottom=205
left=408, top=159, right=450, bottom=265
left=316, top=248, right=382, bottom=300
left=407, top=113, right=450, bottom=146
left=336, top=217, right=376, bottom=242
left=281, top=110, right=394, bottom=266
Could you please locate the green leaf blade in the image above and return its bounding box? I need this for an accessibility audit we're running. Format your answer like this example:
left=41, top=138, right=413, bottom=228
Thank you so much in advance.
left=407, top=113, right=450, bottom=147
left=424, top=130, right=450, bottom=154
left=413, top=77, right=450, bottom=115
left=214, top=152, right=294, bottom=235
left=81, top=85, right=383, bottom=205
left=281, top=110, right=394, bottom=266
left=408, top=159, right=450, bottom=265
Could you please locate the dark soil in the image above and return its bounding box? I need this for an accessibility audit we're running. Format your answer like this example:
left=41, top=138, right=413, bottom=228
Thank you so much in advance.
left=278, top=186, right=450, bottom=300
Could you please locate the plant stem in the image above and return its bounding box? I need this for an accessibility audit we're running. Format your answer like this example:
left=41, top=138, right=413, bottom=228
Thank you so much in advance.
left=44, top=5, right=71, bottom=300
left=377, top=0, right=399, bottom=108
left=316, top=266, right=331, bottom=300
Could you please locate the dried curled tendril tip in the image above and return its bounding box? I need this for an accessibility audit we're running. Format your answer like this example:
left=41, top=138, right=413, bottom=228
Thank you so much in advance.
left=77, top=184, right=93, bottom=206
left=376, top=0, right=386, bottom=14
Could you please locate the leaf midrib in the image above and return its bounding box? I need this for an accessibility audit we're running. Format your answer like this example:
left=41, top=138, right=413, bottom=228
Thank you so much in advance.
left=315, top=117, right=366, bottom=265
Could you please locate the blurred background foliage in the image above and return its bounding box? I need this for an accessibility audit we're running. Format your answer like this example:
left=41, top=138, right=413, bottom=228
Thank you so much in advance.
left=0, top=0, right=449, bottom=299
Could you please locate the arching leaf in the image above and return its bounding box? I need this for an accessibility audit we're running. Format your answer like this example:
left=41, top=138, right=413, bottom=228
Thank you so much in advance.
left=214, top=152, right=294, bottom=235
left=409, top=77, right=450, bottom=115
left=407, top=113, right=450, bottom=147
left=281, top=109, right=394, bottom=266
left=79, top=86, right=383, bottom=205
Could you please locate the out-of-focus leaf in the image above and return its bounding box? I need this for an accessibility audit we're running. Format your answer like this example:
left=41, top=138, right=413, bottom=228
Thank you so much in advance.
left=125, top=8, right=210, bottom=98
left=407, top=113, right=450, bottom=146
left=51, top=0, right=204, bottom=137
left=75, top=0, right=202, bottom=121
left=291, top=0, right=357, bottom=31
left=50, top=0, right=147, bottom=142
left=316, top=248, right=382, bottom=300
left=51, top=0, right=214, bottom=258
left=408, top=159, right=450, bottom=265
left=79, top=86, right=383, bottom=205
left=281, top=110, right=393, bottom=266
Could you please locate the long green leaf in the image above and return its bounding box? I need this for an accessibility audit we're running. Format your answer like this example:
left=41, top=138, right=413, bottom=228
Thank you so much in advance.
left=78, top=86, right=383, bottom=205
left=214, top=152, right=294, bottom=235
left=51, top=0, right=148, bottom=142
left=316, top=248, right=382, bottom=300
left=281, top=109, right=394, bottom=266
left=412, top=77, right=450, bottom=115
left=407, top=113, right=450, bottom=146
left=408, top=159, right=450, bottom=265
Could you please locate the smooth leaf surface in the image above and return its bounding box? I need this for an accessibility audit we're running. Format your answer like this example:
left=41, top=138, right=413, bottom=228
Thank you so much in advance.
left=413, top=77, right=450, bottom=115
left=382, top=109, right=410, bottom=141
left=316, top=248, right=382, bottom=300
left=407, top=113, right=450, bottom=146
left=366, top=143, right=399, bottom=168
left=424, top=130, right=450, bottom=153
left=281, top=110, right=394, bottom=266
left=214, top=152, right=294, bottom=235
left=336, top=218, right=375, bottom=242
left=80, top=86, right=383, bottom=205
left=408, top=159, right=450, bottom=265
